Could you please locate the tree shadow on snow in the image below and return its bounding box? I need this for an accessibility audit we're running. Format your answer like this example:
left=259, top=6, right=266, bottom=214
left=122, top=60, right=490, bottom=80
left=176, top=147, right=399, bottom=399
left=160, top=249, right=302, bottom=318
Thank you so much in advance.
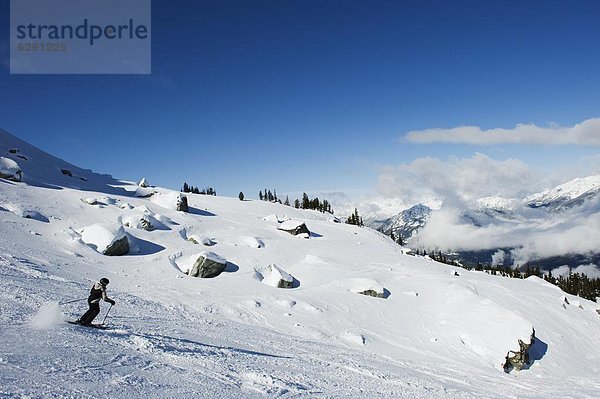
left=291, top=278, right=301, bottom=289
left=309, top=232, right=323, bottom=238
left=188, top=206, right=216, bottom=217
left=382, top=288, right=391, bottom=299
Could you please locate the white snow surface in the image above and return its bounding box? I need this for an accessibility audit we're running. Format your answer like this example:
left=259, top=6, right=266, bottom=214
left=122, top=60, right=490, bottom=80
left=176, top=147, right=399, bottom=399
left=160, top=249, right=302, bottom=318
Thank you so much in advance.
left=1, top=130, right=600, bottom=398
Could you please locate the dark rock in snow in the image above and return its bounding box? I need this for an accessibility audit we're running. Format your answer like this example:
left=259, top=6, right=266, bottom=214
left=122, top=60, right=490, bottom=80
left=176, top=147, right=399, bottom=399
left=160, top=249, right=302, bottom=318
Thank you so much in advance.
left=188, top=252, right=227, bottom=278
left=503, top=328, right=536, bottom=372
left=61, top=169, right=73, bottom=177
left=103, top=236, right=130, bottom=256
left=277, top=220, right=310, bottom=237
left=359, top=289, right=387, bottom=298
left=177, top=194, right=189, bottom=213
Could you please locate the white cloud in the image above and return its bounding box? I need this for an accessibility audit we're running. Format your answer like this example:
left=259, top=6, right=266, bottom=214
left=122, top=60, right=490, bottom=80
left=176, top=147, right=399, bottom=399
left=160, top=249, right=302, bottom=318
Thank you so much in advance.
left=405, top=118, right=600, bottom=145
left=377, top=153, right=539, bottom=202
left=552, top=264, right=600, bottom=279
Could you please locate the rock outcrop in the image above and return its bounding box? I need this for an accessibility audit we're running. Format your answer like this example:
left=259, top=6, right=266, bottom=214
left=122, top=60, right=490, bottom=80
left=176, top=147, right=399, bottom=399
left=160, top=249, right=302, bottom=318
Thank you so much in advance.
left=187, top=252, right=227, bottom=278
left=104, top=236, right=130, bottom=256
left=503, top=328, right=536, bottom=372
left=0, top=157, right=22, bottom=182
left=277, top=220, right=310, bottom=237
left=138, top=177, right=150, bottom=188
left=359, top=289, right=386, bottom=298
left=177, top=194, right=189, bottom=212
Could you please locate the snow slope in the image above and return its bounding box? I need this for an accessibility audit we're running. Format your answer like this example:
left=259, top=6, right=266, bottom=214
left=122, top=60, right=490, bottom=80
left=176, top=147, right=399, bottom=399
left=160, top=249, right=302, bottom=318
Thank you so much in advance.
left=1, top=130, right=600, bottom=398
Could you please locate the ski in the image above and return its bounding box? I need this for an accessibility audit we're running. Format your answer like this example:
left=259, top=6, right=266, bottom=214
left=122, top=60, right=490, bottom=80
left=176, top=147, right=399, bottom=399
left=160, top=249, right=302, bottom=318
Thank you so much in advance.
left=67, top=321, right=109, bottom=330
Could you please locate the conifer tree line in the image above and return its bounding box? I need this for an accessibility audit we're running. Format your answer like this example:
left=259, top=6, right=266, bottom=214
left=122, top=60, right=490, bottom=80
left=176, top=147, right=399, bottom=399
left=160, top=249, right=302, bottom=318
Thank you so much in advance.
left=259, top=188, right=281, bottom=203
left=181, top=182, right=216, bottom=196
left=389, top=231, right=405, bottom=246
left=259, top=190, right=334, bottom=214
left=413, top=249, right=600, bottom=302
left=345, top=208, right=363, bottom=226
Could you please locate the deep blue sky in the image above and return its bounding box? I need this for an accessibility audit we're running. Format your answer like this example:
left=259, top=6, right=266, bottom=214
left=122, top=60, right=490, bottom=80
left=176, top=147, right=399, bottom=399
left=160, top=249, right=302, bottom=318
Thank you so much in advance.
left=2, top=0, right=600, bottom=198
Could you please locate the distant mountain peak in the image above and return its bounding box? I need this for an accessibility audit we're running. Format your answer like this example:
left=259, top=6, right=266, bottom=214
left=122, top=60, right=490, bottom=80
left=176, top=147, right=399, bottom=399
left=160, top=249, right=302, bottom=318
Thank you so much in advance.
left=525, top=175, right=600, bottom=211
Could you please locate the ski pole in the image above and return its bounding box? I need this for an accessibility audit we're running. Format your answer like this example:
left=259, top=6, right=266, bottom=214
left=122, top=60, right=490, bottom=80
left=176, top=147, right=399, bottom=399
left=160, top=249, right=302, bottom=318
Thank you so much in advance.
left=59, top=298, right=87, bottom=305
left=101, top=304, right=113, bottom=325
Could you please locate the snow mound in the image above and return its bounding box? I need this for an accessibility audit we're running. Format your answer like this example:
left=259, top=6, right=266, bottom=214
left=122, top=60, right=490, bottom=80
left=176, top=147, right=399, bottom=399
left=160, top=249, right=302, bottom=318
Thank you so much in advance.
left=79, top=223, right=129, bottom=255
left=188, top=234, right=214, bottom=246
left=134, top=186, right=155, bottom=198
left=150, top=191, right=186, bottom=211
left=240, top=236, right=265, bottom=248
left=278, top=220, right=305, bottom=230
left=263, top=214, right=291, bottom=223
left=29, top=302, right=64, bottom=330
left=439, top=282, right=534, bottom=369
left=0, top=156, right=22, bottom=181
left=120, top=207, right=168, bottom=231
left=346, top=278, right=386, bottom=295
left=1, top=203, right=49, bottom=222
left=255, top=264, right=295, bottom=288
left=339, top=331, right=366, bottom=346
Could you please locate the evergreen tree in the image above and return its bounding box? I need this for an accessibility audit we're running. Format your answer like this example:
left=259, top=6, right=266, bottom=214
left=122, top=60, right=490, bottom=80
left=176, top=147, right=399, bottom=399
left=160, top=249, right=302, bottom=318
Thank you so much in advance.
left=259, top=191, right=263, bottom=201
left=294, top=199, right=300, bottom=209
left=284, top=196, right=290, bottom=206
left=238, top=192, right=244, bottom=201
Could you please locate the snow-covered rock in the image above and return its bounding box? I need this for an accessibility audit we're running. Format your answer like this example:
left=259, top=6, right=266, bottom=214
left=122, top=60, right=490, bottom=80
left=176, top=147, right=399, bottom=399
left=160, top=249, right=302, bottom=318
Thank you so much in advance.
left=346, top=278, right=388, bottom=298
left=186, top=251, right=227, bottom=278
left=134, top=186, right=155, bottom=198
left=1, top=203, right=49, bottom=222
left=277, top=220, right=310, bottom=237
left=0, top=157, right=22, bottom=182
left=79, top=224, right=129, bottom=256
left=188, top=234, right=214, bottom=246
left=138, top=177, right=150, bottom=188
left=255, top=264, right=295, bottom=288
left=240, top=236, right=265, bottom=248
left=263, top=214, right=291, bottom=223
left=120, top=206, right=167, bottom=231
left=151, top=191, right=188, bottom=212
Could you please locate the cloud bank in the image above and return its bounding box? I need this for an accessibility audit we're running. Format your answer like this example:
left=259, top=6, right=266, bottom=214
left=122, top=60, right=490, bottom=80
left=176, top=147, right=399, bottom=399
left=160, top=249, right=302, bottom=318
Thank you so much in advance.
left=405, top=118, right=600, bottom=145
left=377, top=153, right=600, bottom=268
left=377, top=153, right=539, bottom=203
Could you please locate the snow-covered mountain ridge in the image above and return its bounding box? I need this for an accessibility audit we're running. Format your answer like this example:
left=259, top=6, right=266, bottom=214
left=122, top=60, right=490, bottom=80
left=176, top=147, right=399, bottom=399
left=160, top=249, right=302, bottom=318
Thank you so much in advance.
left=1, top=129, right=600, bottom=398
left=525, top=175, right=600, bottom=211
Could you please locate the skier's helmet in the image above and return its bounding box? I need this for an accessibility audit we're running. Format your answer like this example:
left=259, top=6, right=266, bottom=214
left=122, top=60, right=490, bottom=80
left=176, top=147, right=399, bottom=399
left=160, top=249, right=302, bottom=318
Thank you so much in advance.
left=100, top=278, right=109, bottom=286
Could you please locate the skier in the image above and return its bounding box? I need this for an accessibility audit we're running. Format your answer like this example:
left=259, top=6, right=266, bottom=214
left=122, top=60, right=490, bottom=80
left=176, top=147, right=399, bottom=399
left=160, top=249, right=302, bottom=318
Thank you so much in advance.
left=77, top=278, right=115, bottom=326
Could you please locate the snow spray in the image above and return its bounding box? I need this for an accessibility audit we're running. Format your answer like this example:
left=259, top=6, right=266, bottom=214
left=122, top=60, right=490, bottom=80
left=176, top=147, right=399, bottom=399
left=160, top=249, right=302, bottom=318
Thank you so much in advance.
left=29, top=301, right=65, bottom=330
